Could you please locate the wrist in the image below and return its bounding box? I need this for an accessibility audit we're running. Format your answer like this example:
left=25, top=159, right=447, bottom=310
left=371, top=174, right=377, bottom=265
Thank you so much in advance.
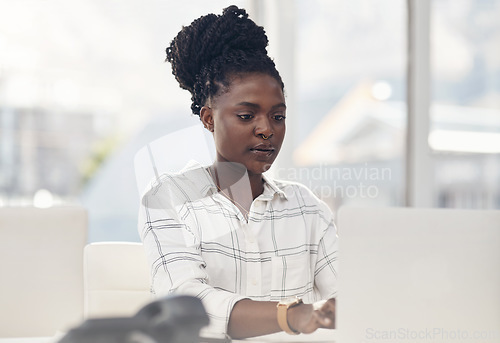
left=287, top=302, right=313, bottom=334
left=276, top=297, right=303, bottom=335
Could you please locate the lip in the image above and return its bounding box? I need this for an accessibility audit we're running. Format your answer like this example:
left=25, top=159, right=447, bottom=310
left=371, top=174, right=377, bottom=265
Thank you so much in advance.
left=250, top=143, right=275, bottom=157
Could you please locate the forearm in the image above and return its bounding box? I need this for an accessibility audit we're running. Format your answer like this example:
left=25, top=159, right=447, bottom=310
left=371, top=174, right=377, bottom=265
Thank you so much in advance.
left=227, top=298, right=335, bottom=339
left=227, top=299, right=281, bottom=339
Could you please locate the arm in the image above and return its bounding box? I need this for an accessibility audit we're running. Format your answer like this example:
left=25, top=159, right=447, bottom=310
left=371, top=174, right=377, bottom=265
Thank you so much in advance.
left=315, top=213, right=339, bottom=298
left=139, top=189, right=246, bottom=334
left=227, top=298, right=335, bottom=339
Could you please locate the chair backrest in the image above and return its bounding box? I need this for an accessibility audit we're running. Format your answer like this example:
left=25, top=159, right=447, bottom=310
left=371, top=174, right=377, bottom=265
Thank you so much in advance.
left=83, top=242, right=152, bottom=319
left=0, top=206, right=87, bottom=337
left=134, top=124, right=216, bottom=195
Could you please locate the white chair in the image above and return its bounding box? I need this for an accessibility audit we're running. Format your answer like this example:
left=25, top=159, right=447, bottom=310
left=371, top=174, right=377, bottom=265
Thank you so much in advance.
left=83, top=242, right=152, bottom=319
left=0, top=206, right=87, bottom=337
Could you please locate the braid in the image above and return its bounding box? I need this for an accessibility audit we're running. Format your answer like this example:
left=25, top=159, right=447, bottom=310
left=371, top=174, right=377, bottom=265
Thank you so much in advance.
left=166, top=5, right=284, bottom=116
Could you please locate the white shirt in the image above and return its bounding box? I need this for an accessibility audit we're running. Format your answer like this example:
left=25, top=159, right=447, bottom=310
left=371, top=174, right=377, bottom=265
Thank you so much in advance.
left=138, top=161, right=338, bottom=334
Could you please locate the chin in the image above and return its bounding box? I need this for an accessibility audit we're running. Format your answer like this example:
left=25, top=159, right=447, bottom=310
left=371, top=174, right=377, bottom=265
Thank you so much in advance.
left=261, top=163, right=273, bottom=172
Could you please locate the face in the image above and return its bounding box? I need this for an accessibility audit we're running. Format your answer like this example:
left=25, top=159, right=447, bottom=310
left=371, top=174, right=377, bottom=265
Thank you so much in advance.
left=200, top=73, right=286, bottom=176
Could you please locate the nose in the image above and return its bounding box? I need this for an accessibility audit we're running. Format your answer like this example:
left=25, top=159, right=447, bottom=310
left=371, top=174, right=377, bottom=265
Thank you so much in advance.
left=254, top=116, right=273, bottom=140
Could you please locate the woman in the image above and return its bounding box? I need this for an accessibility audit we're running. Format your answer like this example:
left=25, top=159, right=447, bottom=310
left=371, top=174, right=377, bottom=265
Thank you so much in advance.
left=139, top=5, right=337, bottom=339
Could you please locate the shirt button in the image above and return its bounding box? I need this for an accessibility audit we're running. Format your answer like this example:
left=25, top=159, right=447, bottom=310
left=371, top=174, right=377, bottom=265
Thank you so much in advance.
left=251, top=278, right=258, bottom=286
left=247, top=237, right=255, bottom=243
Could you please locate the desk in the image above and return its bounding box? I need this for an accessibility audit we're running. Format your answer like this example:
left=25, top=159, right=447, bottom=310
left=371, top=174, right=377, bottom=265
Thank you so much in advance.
left=243, top=329, right=335, bottom=342
left=0, top=338, right=54, bottom=343
left=0, top=329, right=336, bottom=343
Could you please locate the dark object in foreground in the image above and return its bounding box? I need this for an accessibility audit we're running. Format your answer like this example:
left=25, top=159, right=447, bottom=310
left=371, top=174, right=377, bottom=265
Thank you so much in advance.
left=58, top=295, right=228, bottom=343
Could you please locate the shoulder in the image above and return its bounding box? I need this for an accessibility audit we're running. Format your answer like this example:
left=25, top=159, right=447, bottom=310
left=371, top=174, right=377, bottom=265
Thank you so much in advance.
left=141, top=160, right=212, bottom=205
left=158, top=160, right=209, bottom=186
left=267, top=177, right=333, bottom=216
left=266, top=177, right=336, bottom=235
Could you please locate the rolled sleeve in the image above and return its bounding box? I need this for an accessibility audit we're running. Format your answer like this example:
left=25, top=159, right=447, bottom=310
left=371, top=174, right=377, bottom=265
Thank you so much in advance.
left=314, top=206, right=339, bottom=299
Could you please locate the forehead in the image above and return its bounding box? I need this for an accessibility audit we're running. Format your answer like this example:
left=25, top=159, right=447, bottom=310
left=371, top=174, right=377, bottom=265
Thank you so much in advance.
left=214, top=73, right=285, bottom=107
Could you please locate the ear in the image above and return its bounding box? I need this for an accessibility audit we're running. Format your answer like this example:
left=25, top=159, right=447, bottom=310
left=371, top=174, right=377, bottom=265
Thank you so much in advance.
left=200, top=106, right=214, bottom=132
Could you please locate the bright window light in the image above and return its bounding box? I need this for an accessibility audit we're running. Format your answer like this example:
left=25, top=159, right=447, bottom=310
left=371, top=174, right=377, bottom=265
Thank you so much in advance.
left=371, top=81, right=393, bottom=101
left=33, top=189, right=54, bottom=208
left=429, top=130, right=500, bottom=154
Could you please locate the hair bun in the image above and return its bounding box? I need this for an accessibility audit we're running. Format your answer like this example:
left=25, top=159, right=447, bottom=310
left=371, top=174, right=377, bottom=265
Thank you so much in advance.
left=166, top=5, right=269, bottom=93
left=222, top=5, right=248, bottom=19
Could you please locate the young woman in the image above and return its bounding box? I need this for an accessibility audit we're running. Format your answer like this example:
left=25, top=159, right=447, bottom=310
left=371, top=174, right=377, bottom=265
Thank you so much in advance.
left=139, top=5, right=337, bottom=339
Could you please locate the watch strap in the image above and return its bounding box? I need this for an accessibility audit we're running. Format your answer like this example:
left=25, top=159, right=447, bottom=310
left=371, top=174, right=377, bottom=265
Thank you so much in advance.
left=276, top=299, right=302, bottom=335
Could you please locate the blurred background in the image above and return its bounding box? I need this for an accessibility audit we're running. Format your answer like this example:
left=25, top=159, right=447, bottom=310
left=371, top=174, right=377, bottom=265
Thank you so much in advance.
left=0, top=0, right=498, bottom=242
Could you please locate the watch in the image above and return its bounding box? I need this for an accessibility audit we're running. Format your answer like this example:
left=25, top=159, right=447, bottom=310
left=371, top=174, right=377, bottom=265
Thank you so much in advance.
left=276, top=296, right=303, bottom=335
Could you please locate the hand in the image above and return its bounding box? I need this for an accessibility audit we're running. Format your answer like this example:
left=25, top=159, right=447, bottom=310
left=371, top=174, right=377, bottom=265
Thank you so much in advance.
left=287, top=298, right=335, bottom=334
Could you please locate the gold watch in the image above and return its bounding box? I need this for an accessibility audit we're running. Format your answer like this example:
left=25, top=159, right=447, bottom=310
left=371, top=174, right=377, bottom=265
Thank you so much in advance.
left=276, top=296, right=303, bottom=335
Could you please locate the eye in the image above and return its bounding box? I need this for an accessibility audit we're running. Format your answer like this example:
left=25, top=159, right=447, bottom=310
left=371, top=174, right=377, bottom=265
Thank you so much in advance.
left=237, top=114, right=254, bottom=120
left=273, top=114, right=286, bottom=121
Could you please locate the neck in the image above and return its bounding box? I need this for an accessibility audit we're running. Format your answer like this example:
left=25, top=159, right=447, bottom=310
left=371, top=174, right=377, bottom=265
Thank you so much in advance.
left=210, top=162, right=264, bottom=200
left=247, top=171, right=265, bottom=200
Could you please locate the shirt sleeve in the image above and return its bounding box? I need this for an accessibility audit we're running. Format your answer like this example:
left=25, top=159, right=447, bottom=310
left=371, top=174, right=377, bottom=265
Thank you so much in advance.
left=314, top=201, right=339, bottom=299
left=138, top=184, right=247, bottom=335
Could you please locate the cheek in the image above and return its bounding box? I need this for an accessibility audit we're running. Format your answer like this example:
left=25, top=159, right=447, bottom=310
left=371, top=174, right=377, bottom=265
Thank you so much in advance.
left=213, top=131, right=226, bottom=152
left=215, top=120, right=247, bottom=139
left=275, top=124, right=286, bottom=143
left=213, top=123, right=242, bottom=152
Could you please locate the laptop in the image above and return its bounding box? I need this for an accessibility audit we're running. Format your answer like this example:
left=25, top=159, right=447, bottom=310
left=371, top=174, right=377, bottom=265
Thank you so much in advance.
left=336, top=207, right=500, bottom=343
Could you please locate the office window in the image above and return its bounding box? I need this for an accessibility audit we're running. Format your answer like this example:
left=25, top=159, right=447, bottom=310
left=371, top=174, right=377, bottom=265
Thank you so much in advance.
left=289, top=0, right=407, bottom=211
left=2, top=0, right=497, bottom=241
left=0, top=0, right=245, bottom=240
left=431, top=0, right=500, bottom=208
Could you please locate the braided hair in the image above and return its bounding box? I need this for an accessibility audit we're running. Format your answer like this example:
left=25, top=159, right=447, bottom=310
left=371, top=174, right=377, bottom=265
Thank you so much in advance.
left=166, top=5, right=284, bottom=116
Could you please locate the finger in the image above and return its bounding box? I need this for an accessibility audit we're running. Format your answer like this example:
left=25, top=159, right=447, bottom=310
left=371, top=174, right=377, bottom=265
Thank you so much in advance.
left=313, top=309, right=333, bottom=328
left=320, top=299, right=335, bottom=315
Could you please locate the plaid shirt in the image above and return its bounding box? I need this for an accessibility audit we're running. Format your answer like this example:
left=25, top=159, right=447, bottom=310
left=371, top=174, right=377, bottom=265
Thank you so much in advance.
left=139, top=161, right=338, bottom=334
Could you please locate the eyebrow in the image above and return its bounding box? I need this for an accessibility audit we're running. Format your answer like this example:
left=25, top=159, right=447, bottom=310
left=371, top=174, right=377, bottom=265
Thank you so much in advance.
left=236, top=102, right=287, bottom=110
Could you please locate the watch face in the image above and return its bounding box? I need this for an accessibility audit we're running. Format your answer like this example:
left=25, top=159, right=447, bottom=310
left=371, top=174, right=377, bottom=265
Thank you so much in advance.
left=280, top=296, right=301, bottom=306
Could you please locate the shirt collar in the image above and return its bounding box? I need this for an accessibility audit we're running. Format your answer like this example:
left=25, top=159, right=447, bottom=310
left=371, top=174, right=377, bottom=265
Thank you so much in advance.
left=261, top=174, right=288, bottom=200
left=182, top=160, right=287, bottom=200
